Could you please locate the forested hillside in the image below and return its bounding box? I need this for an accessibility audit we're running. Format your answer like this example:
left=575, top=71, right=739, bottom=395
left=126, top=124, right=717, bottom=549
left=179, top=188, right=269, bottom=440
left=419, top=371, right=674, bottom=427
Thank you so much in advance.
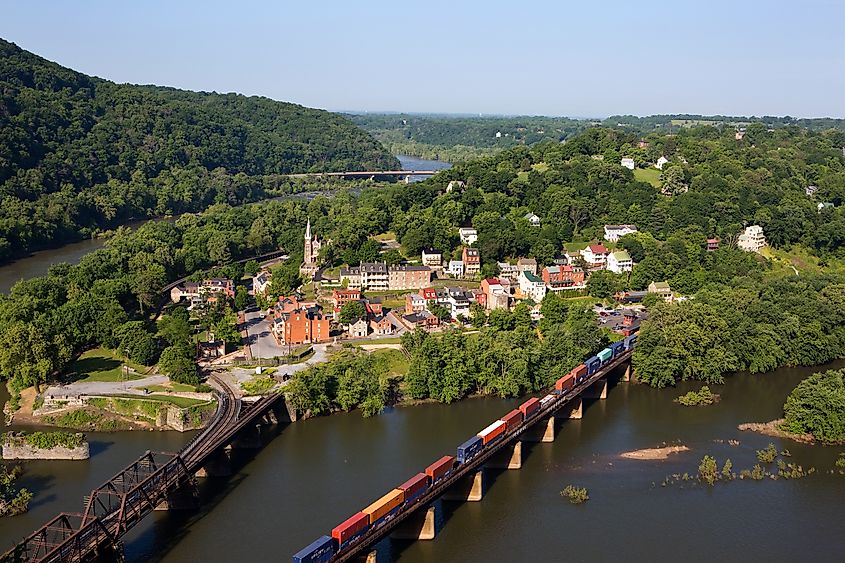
left=0, top=38, right=397, bottom=261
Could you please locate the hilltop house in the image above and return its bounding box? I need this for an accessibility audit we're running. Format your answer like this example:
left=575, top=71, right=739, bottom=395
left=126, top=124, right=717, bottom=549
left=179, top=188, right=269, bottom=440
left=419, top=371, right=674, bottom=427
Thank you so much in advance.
left=647, top=281, right=673, bottom=303
left=524, top=212, right=541, bottom=227
left=606, top=250, right=633, bottom=273
left=421, top=248, right=443, bottom=268
left=737, top=225, right=766, bottom=253
left=655, top=156, right=669, bottom=170
left=580, top=244, right=610, bottom=269
left=459, top=227, right=478, bottom=245
left=604, top=224, right=638, bottom=243
left=621, top=158, right=635, bottom=170
left=170, top=278, right=235, bottom=305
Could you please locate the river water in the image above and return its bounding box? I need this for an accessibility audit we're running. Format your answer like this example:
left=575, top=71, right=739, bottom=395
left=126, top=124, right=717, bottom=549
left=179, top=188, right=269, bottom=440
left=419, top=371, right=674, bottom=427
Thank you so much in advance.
left=3, top=360, right=844, bottom=562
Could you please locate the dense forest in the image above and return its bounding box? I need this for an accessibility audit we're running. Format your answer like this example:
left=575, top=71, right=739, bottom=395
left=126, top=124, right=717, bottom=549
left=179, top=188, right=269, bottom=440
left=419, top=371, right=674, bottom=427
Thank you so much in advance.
left=604, top=114, right=845, bottom=134
left=782, top=368, right=845, bottom=443
left=349, top=113, right=589, bottom=162
left=0, top=38, right=397, bottom=262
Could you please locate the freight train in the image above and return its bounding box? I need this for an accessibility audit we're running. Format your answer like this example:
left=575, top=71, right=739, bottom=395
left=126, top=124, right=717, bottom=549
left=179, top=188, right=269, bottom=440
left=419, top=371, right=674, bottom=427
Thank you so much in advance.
left=292, top=335, right=637, bottom=563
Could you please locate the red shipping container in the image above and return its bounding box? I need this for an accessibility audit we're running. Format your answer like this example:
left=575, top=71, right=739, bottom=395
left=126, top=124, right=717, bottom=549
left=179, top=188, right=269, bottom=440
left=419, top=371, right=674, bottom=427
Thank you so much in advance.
left=500, top=409, right=523, bottom=433
left=519, top=397, right=540, bottom=417
left=398, top=473, right=429, bottom=500
left=555, top=372, right=575, bottom=393
left=477, top=420, right=506, bottom=445
left=332, top=511, right=369, bottom=545
left=570, top=364, right=587, bottom=381
left=425, top=455, right=455, bottom=482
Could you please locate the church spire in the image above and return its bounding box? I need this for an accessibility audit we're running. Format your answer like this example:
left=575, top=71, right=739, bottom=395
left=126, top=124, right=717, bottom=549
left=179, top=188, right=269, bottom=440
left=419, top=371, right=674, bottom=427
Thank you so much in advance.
left=305, top=217, right=312, bottom=240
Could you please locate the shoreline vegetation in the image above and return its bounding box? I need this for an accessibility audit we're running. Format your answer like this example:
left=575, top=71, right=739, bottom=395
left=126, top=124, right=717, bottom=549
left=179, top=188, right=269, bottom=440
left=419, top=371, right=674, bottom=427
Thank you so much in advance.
left=738, top=420, right=818, bottom=444
left=620, top=445, right=690, bottom=460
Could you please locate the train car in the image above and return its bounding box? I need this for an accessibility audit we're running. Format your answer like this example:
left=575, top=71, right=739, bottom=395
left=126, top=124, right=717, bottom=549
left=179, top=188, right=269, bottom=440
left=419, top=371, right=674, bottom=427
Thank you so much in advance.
left=555, top=372, right=575, bottom=395
left=457, top=435, right=484, bottom=463
left=398, top=473, right=430, bottom=504
left=425, top=455, right=455, bottom=484
left=292, top=535, right=335, bottom=563
left=539, top=394, right=556, bottom=408
left=624, top=334, right=638, bottom=350
left=571, top=364, right=588, bottom=384
left=500, top=409, right=523, bottom=433
left=363, top=489, right=405, bottom=527
left=477, top=420, right=506, bottom=445
left=519, top=397, right=541, bottom=419
left=332, top=512, right=369, bottom=549
left=597, top=347, right=613, bottom=364
left=610, top=340, right=625, bottom=357
left=585, top=355, right=601, bottom=375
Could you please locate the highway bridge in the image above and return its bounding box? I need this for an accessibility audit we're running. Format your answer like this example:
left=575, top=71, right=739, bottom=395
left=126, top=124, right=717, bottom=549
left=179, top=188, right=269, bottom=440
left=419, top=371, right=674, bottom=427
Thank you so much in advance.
left=329, top=350, right=633, bottom=562
left=1, top=375, right=295, bottom=563
left=286, top=170, right=439, bottom=180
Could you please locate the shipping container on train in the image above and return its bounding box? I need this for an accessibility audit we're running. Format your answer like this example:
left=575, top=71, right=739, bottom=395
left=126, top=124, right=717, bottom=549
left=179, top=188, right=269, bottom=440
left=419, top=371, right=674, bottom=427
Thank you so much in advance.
left=425, top=455, right=455, bottom=484
left=398, top=473, right=430, bottom=504
left=500, top=409, right=523, bottom=433
left=597, top=347, right=613, bottom=363
left=457, top=435, right=483, bottom=463
left=554, top=372, right=575, bottom=394
left=332, top=511, right=369, bottom=549
left=363, top=489, right=405, bottom=526
left=571, top=363, right=588, bottom=384
left=585, top=355, right=601, bottom=375
left=610, top=340, right=625, bottom=356
left=539, top=394, right=556, bottom=408
left=477, top=420, right=506, bottom=445
left=292, top=535, right=335, bottom=563
left=519, top=397, right=541, bottom=418
left=624, top=334, right=638, bottom=349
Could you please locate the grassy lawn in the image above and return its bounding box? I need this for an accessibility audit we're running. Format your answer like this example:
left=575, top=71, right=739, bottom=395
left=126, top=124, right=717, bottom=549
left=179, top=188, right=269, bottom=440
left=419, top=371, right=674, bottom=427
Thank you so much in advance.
left=105, top=393, right=208, bottom=408
left=68, top=348, right=147, bottom=382
left=371, top=232, right=397, bottom=242
left=301, top=282, right=316, bottom=300
left=563, top=241, right=590, bottom=252
left=353, top=337, right=404, bottom=346
left=633, top=167, right=662, bottom=188
left=431, top=279, right=480, bottom=289
left=371, top=349, right=409, bottom=377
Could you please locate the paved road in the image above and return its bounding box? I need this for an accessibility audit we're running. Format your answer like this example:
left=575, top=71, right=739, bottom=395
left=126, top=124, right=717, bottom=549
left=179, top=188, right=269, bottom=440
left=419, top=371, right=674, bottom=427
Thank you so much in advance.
left=243, top=309, right=287, bottom=359
left=44, top=374, right=170, bottom=398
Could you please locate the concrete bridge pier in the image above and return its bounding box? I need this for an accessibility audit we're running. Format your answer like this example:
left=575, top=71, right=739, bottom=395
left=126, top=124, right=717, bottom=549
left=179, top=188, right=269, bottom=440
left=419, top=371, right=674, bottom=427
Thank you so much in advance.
left=525, top=416, right=556, bottom=442
left=354, top=551, right=378, bottom=563
left=488, top=441, right=522, bottom=469
left=230, top=425, right=263, bottom=449
left=195, top=449, right=233, bottom=477
left=154, top=484, right=199, bottom=511
left=443, top=470, right=484, bottom=502
left=391, top=506, right=436, bottom=540
left=584, top=378, right=608, bottom=399
left=622, top=363, right=632, bottom=382
left=562, top=397, right=583, bottom=419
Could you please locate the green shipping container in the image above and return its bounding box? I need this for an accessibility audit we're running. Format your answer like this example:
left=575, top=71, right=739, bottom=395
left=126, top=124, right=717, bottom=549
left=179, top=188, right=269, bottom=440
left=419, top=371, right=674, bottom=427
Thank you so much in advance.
left=597, top=348, right=613, bottom=362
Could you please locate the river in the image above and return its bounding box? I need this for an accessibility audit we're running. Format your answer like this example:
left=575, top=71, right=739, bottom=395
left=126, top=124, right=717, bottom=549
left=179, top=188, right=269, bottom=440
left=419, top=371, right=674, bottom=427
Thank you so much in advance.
left=3, top=361, right=844, bottom=561
left=0, top=157, right=451, bottom=294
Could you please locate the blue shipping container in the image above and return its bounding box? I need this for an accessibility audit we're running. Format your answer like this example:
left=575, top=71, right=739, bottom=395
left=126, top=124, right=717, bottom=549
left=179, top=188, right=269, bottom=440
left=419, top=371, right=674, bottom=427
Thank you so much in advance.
left=293, top=535, right=335, bottom=563
left=610, top=340, right=625, bottom=356
left=627, top=334, right=638, bottom=348
left=585, top=355, right=601, bottom=375
left=457, top=436, right=483, bottom=464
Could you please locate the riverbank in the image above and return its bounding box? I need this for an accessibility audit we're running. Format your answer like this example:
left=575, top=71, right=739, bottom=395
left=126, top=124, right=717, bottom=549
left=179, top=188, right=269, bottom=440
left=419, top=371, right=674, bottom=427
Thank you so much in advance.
left=738, top=419, right=817, bottom=444
left=620, top=445, right=690, bottom=460
left=2, top=432, right=90, bottom=460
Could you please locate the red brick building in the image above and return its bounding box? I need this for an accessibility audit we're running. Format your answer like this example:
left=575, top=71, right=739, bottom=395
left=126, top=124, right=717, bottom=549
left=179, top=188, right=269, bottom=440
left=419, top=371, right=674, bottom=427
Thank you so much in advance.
left=541, top=265, right=585, bottom=290
left=331, top=289, right=362, bottom=310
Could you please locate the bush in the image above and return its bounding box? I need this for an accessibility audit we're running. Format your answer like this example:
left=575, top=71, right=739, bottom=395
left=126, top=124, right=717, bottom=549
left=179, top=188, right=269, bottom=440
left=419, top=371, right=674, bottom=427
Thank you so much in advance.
left=560, top=485, right=589, bottom=504
left=782, top=369, right=845, bottom=443
left=698, top=455, right=718, bottom=485
left=676, top=386, right=719, bottom=406
left=22, top=431, right=85, bottom=450
left=756, top=443, right=778, bottom=464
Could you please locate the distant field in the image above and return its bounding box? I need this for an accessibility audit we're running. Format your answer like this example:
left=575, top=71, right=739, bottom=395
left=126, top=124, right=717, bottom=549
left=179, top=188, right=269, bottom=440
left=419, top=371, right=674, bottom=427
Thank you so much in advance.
left=634, top=168, right=662, bottom=188
left=69, top=348, right=146, bottom=382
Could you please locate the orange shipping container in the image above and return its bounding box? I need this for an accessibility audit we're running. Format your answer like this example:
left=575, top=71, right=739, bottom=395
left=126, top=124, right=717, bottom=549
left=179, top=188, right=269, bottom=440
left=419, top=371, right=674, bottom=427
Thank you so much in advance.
left=555, top=372, right=575, bottom=393
left=363, top=489, right=404, bottom=525
left=500, top=409, right=523, bottom=433
left=425, top=455, right=455, bottom=482
left=477, top=420, right=506, bottom=445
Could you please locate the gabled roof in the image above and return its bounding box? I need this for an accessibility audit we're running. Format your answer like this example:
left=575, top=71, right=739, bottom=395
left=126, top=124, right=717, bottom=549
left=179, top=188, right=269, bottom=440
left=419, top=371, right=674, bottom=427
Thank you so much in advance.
left=586, top=244, right=609, bottom=254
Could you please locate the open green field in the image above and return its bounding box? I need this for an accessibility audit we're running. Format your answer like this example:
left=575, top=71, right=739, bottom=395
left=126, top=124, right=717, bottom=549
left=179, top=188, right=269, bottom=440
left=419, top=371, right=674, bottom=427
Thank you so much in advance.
left=371, top=231, right=397, bottom=242
left=633, top=167, right=662, bottom=188
left=104, top=393, right=209, bottom=408
left=431, top=279, right=480, bottom=289
left=135, top=383, right=197, bottom=393
left=68, top=348, right=147, bottom=382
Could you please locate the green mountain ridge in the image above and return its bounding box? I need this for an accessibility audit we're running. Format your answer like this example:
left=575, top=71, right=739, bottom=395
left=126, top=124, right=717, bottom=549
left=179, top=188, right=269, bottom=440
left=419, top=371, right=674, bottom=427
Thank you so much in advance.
left=0, top=38, right=398, bottom=261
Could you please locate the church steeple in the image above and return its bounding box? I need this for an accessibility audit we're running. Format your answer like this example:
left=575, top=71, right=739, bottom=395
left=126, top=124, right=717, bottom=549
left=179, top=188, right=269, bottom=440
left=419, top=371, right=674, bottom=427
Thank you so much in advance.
left=305, top=217, right=312, bottom=240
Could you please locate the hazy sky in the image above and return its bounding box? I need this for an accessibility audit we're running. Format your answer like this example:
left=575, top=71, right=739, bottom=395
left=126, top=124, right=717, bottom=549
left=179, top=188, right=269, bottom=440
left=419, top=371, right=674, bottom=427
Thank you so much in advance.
left=3, top=0, right=843, bottom=118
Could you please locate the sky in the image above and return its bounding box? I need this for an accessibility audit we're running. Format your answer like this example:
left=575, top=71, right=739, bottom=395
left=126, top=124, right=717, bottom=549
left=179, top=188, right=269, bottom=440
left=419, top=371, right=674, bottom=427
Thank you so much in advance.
left=3, top=0, right=843, bottom=118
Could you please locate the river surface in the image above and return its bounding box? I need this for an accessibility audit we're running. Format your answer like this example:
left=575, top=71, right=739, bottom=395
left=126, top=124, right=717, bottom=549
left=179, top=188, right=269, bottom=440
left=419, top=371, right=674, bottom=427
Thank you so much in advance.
left=3, top=360, right=845, bottom=562
left=0, top=157, right=450, bottom=294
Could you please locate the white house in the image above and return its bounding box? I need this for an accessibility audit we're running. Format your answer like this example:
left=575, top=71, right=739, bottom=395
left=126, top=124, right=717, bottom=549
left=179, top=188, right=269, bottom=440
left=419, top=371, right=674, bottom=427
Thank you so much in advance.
left=607, top=250, right=633, bottom=273
left=497, top=261, right=518, bottom=279
left=446, top=180, right=465, bottom=193
left=805, top=185, right=818, bottom=197
left=459, top=227, right=478, bottom=245
left=519, top=270, right=547, bottom=303
left=448, top=260, right=465, bottom=278
left=737, top=225, right=766, bottom=253
left=347, top=318, right=369, bottom=338
left=524, top=212, right=541, bottom=227
left=421, top=248, right=442, bottom=268
left=621, top=158, right=635, bottom=170
left=580, top=244, right=610, bottom=268
left=656, top=156, right=669, bottom=170
left=253, top=271, right=272, bottom=297
left=603, top=224, right=638, bottom=243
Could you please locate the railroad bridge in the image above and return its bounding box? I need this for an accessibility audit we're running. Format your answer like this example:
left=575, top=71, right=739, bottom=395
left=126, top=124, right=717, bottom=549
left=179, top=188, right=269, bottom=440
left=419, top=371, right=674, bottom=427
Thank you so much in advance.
left=1, top=375, right=296, bottom=563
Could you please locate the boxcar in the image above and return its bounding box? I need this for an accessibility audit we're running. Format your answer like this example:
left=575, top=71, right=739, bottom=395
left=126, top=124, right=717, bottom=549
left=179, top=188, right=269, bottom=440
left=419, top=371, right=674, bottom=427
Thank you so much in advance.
left=610, top=340, right=625, bottom=357
left=398, top=473, right=429, bottom=504
left=571, top=364, right=588, bottom=384
left=363, top=489, right=404, bottom=527
left=519, top=397, right=541, bottom=419
left=332, top=512, right=369, bottom=549
left=555, top=372, right=575, bottom=395
left=500, top=409, right=523, bottom=433
left=585, top=355, right=601, bottom=375
left=425, top=455, right=455, bottom=484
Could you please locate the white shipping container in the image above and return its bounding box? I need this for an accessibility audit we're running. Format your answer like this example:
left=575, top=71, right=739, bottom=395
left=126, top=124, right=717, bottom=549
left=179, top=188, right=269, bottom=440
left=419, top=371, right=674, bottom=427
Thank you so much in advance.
left=477, top=420, right=506, bottom=439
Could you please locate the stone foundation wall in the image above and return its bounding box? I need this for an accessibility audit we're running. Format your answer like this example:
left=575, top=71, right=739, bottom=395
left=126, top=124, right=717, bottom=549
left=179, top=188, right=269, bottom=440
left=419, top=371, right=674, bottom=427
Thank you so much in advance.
left=2, top=442, right=89, bottom=460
